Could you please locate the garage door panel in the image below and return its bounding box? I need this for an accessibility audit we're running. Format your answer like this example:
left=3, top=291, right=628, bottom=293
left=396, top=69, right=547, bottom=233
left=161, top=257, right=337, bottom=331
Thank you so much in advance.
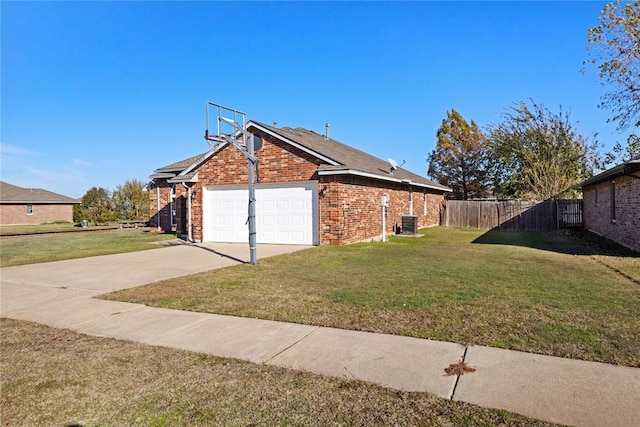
left=203, top=182, right=317, bottom=245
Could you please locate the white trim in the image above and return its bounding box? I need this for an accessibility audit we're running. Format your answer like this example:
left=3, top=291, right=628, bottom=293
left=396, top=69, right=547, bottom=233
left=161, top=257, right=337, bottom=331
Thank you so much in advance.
left=168, top=172, right=199, bottom=184
left=409, top=187, right=413, bottom=215
left=317, top=169, right=453, bottom=192
left=204, top=180, right=319, bottom=192
left=423, top=191, right=428, bottom=215
left=247, top=121, right=341, bottom=166
left=178, top=149, right=220, bottom=177
left=170, top=184, right=177, bottom=227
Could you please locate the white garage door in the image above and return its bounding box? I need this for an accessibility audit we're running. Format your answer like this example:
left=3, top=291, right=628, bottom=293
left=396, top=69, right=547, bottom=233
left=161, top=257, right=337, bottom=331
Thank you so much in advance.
left=203, top=181, right=318, bottom=245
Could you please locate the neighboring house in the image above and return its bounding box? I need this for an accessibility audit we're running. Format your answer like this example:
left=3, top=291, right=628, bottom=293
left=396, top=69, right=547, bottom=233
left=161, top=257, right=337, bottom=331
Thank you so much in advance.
left=149, top=121, right=452, bottom=245
left=0, top=181, right=80, bottom=225
left=577, top=158, right=640, bottom=252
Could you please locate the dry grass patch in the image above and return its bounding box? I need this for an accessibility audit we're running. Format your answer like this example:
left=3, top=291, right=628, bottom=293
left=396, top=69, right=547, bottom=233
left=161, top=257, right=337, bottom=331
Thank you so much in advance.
left=0, top=319, right=558, bottom=426
left=105, top=228, right=640, bottom=367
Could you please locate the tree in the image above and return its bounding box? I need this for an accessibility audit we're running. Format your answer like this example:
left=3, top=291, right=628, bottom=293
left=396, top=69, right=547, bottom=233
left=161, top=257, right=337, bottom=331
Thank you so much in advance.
left=112, top=179, right=149, bottom=221
left=427, top=109, right=489, bottom=200
left=585, top=1, right=640, bottom=130
left=486, top=101, right=601, bottom=200
left=74, top=187, right=116, bottom=225
left=611, top=134, right=640, bottom=162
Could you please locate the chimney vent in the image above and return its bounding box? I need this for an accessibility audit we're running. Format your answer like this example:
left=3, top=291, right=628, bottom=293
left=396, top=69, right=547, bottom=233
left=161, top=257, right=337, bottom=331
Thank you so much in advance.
left=273, top=121, right=278, bottom=128
left=325, top=122, right=330, bottom=140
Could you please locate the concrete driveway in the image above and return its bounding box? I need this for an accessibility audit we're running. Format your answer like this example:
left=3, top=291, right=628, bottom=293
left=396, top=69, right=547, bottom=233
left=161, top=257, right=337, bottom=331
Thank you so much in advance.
left=0, top=241, right=309, bottom=293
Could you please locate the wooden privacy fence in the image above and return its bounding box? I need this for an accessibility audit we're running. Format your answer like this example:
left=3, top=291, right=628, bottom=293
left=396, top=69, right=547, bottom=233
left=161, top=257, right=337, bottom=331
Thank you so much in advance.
left=444, top=199, right=583, bottom=231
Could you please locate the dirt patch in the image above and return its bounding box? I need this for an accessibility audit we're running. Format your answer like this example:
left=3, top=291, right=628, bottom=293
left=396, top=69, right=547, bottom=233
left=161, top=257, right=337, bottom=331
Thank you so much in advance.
left=445, top=360, right=476, bottom=376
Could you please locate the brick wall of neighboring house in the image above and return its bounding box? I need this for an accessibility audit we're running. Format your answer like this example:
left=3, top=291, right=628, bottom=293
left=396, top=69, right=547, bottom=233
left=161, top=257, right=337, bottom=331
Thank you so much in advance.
left=583, top=174, right=640, bottom=252
left=319, top=175, right=445, bottom=245
left=0, top=204, right=74, bottom=225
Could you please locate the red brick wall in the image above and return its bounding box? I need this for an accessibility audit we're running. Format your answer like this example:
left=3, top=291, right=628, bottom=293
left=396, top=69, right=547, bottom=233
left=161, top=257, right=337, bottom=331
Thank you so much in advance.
left=0, top=204, right=74, bottom=225
left=583, top=174, right=640, bottom=252
left=319, top=175, right=445, bottom=245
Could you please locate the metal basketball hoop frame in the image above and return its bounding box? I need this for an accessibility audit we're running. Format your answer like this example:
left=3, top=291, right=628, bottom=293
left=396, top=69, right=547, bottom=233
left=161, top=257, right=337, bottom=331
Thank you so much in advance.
left=205, top=102, right=260, bottom=265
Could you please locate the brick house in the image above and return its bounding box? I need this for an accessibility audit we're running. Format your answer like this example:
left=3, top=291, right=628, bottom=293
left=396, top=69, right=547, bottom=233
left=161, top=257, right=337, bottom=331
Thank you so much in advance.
left=148, top=121, right=451, bottom=245
left=577, top=158, right=640, bottom=252
left=0, top=181, right=80, bottom=225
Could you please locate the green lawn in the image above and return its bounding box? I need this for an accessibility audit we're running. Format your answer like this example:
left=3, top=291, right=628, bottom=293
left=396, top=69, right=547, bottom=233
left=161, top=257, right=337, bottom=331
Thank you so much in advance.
left=0, top=319, right=558, bottom=427
left=0, top=222, right=79, bottom=236
left=0, top=229, right=175, bottom=267
left=105, top=227, right=640, bottom=367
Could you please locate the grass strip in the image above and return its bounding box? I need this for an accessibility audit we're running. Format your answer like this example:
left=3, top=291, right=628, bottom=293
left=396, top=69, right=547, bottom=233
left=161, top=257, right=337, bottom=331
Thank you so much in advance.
left=0, top=230, right=175, bottom=267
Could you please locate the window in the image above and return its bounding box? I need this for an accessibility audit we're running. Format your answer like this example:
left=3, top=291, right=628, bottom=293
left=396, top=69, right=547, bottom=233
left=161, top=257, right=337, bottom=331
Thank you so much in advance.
left=610, top=181, right=616, bottom=223
left=27, top=204, right=34, bottom=215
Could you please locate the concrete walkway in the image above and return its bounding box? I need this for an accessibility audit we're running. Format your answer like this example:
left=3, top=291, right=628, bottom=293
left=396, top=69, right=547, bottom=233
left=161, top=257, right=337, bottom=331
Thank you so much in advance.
left=1, top=242, right=639, bottom=427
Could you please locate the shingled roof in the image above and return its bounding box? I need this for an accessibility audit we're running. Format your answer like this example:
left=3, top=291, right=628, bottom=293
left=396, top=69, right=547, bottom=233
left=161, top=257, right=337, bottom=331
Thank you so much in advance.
left=0, top=182, right=79, bottom=204
left=150, top=121, right=451, bottom=193
left=248, top=121, right=451, bottom=192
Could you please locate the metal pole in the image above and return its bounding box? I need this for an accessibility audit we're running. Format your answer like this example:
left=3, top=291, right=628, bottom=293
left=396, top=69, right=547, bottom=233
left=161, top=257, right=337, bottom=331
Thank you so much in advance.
left=247, top=134, right=258, bottom=265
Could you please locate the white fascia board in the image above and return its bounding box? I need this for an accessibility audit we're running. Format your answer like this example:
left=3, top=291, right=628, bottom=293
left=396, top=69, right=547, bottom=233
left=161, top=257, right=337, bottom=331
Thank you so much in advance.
left=178, top=147, right=224, bottom=177
left=247, top=121, right=341, bottom=166
left=318, top=169, right=453, bottom=192
left=149, top=172, right=176, bottom=179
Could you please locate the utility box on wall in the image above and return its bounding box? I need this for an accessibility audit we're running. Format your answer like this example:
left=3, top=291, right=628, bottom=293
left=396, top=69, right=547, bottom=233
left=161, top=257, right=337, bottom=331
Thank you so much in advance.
left=401, top=215, right=418, bottom=234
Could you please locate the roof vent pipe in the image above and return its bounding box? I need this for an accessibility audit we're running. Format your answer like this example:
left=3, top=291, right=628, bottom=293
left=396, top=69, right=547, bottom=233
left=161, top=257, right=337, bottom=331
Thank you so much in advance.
left=325, top=122, right=330, bottom=140
left=273, top=121, right=278, bottom=128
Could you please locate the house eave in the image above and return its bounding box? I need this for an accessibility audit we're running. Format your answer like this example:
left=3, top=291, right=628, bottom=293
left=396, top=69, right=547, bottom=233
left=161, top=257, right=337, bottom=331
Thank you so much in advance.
left=168, top=173, right=199, bottom=184
left=317, top=169, right=453, bottom=192
left=149, top=172, right=176, bottom=180
left=178, top=149, right=220, bottom=177
left=577, top=159, right=640, bottom=188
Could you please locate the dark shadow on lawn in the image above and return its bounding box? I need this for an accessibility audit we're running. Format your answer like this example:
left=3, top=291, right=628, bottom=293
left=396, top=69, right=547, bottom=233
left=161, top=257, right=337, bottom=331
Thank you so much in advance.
left=472, top=228, right=640, bottom=258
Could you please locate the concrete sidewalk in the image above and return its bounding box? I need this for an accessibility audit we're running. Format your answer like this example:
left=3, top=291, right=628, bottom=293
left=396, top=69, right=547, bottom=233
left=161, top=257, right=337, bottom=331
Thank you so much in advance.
left=1, top=243, right=639, bottom=427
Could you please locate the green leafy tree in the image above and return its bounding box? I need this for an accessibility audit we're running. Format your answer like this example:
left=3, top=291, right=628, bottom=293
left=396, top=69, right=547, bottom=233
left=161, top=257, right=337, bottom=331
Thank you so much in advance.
left=487, top=101, right=601, bottom=200
left=585, top=1, right=640, bottom=130
left=74, top=187, right=116, bottom=225
left=112, top=179, right=149, bottom=221
left=427, top=109, right=489, bottom=200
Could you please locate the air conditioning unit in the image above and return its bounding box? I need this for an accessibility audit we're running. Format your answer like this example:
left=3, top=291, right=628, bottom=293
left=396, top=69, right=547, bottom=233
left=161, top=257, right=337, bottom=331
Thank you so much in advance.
left=401, top=215, right=418, bottom=234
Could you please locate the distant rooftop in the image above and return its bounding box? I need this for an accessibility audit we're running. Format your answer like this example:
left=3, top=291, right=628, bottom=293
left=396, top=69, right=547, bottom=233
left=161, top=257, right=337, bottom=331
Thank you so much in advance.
left=0, top=181, right=80, bottom=204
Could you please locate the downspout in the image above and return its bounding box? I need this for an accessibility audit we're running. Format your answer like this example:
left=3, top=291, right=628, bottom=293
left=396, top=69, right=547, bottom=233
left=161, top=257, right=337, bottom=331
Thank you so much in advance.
left=181, top=182, right=193, bottom=242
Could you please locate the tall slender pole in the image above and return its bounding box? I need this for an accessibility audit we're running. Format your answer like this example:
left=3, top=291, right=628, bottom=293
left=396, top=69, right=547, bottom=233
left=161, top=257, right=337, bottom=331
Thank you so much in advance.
left=382, top=204, right=386, bottom=242
left=247, top=134, right=258, bottom=265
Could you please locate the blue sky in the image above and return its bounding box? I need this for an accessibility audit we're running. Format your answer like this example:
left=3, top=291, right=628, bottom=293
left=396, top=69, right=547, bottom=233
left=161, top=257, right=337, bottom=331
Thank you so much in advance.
left=1, top=1, right=628, bottom=198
